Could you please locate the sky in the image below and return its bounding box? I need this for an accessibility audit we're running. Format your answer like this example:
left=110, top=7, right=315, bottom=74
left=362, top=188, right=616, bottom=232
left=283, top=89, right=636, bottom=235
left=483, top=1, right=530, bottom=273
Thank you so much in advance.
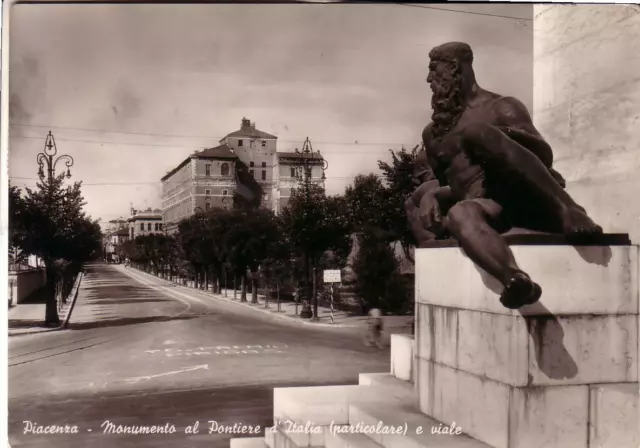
left=7, top=3, right=533, bottom=224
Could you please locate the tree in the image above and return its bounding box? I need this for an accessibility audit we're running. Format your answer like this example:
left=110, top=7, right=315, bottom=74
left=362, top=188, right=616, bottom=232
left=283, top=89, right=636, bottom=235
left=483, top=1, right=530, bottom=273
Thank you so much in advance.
left=280, top=183, right=352, bottom=309
left=11, top=175, right=102, bottom=325
left=377, top=145, right=421, bottom=261
left=344, top=173, right=395, bottom=241
left=221, top=208, right=284, bottom=303
left=352, top=229, right=411, bottom=314
left=9, top=184, right=28, bottom=266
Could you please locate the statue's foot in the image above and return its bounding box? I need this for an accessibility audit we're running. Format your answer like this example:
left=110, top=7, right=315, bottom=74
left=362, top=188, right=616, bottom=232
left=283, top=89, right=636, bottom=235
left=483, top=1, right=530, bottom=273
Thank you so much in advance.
left=500, top=272, right=542, bottom=310
left=562, top=206, right=603, bottom=241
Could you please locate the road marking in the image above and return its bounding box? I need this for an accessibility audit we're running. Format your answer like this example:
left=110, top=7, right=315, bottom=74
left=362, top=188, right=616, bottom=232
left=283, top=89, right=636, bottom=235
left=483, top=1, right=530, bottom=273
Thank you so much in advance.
left=124, top=364, right=209, bottom=383
left=144, top=344, right=288, bottom=357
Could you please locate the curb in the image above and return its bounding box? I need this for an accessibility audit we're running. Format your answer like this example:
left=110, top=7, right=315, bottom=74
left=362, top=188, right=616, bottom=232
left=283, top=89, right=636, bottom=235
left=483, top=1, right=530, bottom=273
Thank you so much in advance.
left=8, top=269, right=85, bottom=338
left=124, top=267, right=366, bottom=329
left=62, top=269, right=84, bottom=328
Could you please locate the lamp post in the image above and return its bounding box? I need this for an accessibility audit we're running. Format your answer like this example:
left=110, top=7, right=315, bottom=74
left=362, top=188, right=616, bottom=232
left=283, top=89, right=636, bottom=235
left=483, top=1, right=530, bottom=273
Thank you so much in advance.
left=292, top=137, right=328, bottom=320
left=37, top=131, right=74, bottom=182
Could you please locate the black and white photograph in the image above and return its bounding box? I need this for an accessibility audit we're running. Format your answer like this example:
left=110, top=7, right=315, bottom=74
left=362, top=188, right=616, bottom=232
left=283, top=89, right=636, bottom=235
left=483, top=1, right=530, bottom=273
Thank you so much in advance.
left=3, top=3, right=639, bottom=448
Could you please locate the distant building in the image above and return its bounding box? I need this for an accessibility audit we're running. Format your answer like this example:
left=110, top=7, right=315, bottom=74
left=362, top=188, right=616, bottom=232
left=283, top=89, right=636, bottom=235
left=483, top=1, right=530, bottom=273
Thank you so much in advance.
left=128, top=207, right=164, bottom=239
left=160, top=118, right=326, bottom=233
left=106, top=218, right=128, bottom=233
left=103, top=227, right=130, bottom=260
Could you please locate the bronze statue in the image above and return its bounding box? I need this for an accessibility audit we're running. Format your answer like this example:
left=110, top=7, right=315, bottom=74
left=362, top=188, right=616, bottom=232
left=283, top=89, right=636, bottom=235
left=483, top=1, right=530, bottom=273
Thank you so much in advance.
left=407, top=42, right=602, bottom=310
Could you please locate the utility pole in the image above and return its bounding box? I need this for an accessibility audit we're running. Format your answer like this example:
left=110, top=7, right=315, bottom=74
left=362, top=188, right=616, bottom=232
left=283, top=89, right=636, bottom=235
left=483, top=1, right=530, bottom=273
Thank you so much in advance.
left=292, top=137, right=328, bottom=320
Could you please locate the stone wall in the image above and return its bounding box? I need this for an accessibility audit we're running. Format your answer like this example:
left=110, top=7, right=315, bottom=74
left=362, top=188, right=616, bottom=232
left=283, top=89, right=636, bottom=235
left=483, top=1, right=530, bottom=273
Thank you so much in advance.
left=8, top=268, right=47, bottom=306
left=533, top=5, right=640, bottom=242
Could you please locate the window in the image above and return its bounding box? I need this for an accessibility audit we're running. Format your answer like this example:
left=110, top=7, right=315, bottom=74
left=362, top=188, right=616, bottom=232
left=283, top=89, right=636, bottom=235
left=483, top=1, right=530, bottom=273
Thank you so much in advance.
left=205, top=189, right=211, bottom=195
left=222, top=189, right=228, bottom=196
left=290, top=167, right=296, bottom=178
left=250, top=161, right=254, bottom=168
left=205, top=203, right=211, bottom=211
left=261, top=162, right=266, bottom=168
left=238, top=139, right=243, bottom=147
left=140, top=223, right=144, bottom=231
left=159, top=223, right=163, bottom=230
left=249, top=170, right=254, bottom=177
left=221, top=163, right=230, bottom=176
left=155, top=223, right=159, bottom=231
left=147, top=223, right=152, bottom=231
left=261, top=140, right=266, bottom=147
left=261, top=170, right=266, bottom=181
left=205, top=164, right=211, bottom=176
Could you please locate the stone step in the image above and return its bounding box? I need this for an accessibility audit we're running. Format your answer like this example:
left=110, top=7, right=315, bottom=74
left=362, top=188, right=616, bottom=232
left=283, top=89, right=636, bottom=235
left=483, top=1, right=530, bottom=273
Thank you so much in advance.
left=268, top=424, right=326, bottom=448
left=229, top=437, right=268, bottom=448
left=265, top=426, right=276, bottom=448
left=325, top=430, right=384, bottom=448
left=274, top=385, right=406, bottom=426
left=349, top=402, right=491, bottom=448
left=389, top=334, right=414, bottom=382
left=357, top=373, right=414, bottom=404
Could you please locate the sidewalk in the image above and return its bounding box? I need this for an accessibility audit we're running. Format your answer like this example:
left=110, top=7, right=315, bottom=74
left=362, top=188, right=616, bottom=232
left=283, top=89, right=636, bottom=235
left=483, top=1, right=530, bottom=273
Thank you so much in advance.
left=8, top=273, right=83, bottom=337
left=125, top=266, right=414, bottom=333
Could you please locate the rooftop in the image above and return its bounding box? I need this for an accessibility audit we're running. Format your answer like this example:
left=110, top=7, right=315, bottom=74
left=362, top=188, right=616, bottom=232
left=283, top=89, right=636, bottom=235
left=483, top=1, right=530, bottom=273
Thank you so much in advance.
left=194, top=144, right=237, bottom=159
left=161, top=144, right=238, bottom=182
left=277, top=151, right=325, bottom=161
left=129, top=207, right=163, bottom=221
left=223, top=117, right=277, bottom=141
left=112, top=228, right=130, bottom=237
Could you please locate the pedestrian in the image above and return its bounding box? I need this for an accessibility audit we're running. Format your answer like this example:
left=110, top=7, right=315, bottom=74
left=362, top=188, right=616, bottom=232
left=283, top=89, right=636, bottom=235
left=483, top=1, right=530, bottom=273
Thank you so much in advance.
left=364, top=308, right=384, bottom=348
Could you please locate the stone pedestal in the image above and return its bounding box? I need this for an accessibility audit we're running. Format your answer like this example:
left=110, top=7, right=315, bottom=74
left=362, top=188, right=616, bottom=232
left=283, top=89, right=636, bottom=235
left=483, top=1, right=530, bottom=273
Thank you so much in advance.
left=415, top=238, right=639, bottom=448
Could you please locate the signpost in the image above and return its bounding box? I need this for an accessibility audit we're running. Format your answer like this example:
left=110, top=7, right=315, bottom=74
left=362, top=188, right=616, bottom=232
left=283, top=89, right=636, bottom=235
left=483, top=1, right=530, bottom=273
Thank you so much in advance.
left=323, top=270, right=341, bottom=323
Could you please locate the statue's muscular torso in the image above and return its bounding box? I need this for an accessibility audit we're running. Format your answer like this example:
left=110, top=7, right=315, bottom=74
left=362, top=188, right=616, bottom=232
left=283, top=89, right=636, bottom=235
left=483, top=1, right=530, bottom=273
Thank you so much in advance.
left=422, top=91, right=519, bottom=203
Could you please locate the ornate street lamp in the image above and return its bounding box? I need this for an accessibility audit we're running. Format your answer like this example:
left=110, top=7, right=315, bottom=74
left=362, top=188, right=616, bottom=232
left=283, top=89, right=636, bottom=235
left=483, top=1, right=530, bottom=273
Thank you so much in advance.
left=292, top=137, right=328, bottom=320
left=37, top=131, right=74, bottom=182
left=293, top=137, right=329, bottom=184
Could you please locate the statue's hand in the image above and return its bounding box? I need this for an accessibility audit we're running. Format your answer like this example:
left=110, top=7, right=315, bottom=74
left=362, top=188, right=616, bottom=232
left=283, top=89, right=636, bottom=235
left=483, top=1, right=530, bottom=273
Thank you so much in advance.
left=418, top=190, right=445, bottom=235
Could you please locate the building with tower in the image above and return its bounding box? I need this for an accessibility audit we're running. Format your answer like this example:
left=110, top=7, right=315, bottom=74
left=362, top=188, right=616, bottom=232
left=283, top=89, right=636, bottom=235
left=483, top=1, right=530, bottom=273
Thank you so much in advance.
left=160, top=118, right=326, bottom=233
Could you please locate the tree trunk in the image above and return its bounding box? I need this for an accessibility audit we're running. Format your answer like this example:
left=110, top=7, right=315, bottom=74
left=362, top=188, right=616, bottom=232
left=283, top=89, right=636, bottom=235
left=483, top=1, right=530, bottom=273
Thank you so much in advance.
left=276, top=279, right=281, bottom=312
left=233, top=276, right=237, bottom=300
left=240, top=275, right=247, bottom=302
left=251, top=273, right=258, bottom=304
left=44, top=262, right=61, bottom=327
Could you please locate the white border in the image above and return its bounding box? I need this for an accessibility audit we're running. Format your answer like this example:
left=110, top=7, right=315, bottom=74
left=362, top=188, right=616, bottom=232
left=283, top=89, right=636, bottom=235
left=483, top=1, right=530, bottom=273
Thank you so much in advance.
left=0, top=2, right=12, bottom=447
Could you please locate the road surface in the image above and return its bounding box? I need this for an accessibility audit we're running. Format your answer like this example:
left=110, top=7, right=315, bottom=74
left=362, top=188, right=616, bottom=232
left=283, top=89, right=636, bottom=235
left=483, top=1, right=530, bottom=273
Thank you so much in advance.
left=8, top=263, right=389, bottom=448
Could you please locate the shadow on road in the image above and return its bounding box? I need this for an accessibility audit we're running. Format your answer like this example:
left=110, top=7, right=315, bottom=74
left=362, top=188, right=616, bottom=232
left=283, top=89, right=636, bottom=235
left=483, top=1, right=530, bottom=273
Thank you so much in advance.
left=87, top=298, right=173, bottom=306
left=68, top=315, right=198, bottom=331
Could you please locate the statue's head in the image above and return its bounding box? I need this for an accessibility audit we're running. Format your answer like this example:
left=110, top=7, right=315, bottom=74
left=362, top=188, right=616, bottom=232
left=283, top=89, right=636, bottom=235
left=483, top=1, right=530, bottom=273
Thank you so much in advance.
left=427, top=42, right=474, bottom=136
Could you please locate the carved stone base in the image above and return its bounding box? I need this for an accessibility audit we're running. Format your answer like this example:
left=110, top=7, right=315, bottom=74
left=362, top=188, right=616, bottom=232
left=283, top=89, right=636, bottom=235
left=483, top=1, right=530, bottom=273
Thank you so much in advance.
left=415, top=239, right=639, bottom=448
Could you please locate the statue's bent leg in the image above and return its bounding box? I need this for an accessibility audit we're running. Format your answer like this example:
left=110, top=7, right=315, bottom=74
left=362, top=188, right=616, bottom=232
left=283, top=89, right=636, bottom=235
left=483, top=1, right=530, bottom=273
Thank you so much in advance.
left=461, top=123, right=602, bottom=238
left=446, top=199, right=541, bottom=309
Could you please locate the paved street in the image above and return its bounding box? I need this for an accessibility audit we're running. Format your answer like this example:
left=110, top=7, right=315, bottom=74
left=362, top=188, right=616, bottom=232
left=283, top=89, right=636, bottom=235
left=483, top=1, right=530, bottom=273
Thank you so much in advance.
left=8, top=262, right=390, bottom=448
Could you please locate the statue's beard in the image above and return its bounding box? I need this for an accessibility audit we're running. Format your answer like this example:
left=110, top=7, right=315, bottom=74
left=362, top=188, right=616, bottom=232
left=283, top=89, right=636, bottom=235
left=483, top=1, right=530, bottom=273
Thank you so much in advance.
left=430, top=73, right=464, bottom=139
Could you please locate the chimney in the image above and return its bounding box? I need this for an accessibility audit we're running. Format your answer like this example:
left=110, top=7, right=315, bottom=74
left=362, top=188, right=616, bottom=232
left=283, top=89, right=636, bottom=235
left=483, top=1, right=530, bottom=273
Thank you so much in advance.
left=251, top=122, right=256, bottom=129
left=241, top=117, right=251, bottom=128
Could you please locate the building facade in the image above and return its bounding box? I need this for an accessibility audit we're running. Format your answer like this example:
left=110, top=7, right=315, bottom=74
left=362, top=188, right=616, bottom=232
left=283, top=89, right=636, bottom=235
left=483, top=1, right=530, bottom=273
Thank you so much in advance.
left=128, top=208, right=164, bottom=239
left=160, top=118, right=325, bottom=232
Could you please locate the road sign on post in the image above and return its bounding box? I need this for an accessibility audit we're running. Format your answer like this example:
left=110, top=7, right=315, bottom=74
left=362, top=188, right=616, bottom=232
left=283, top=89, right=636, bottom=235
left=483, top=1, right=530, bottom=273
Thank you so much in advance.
left=323, top=269, right=341, bottom=283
